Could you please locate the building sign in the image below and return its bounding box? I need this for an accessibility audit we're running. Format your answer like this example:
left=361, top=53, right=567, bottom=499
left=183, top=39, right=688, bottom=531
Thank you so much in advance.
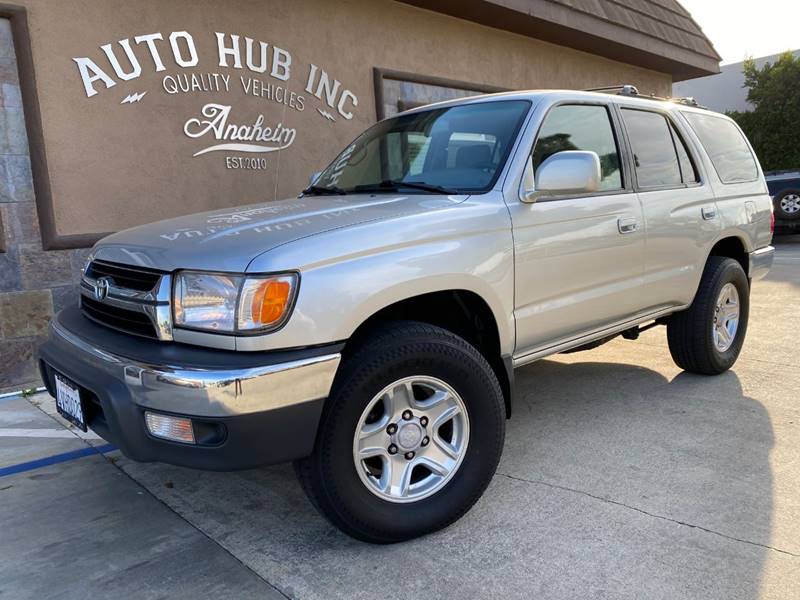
left=71, top=31, right=359, bottom=169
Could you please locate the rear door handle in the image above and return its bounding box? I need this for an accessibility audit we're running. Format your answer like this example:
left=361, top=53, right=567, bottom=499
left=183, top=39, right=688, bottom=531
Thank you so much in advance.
left=702, top=206, right=717, bottom=220
left=618, top=217, right=638, bottom=234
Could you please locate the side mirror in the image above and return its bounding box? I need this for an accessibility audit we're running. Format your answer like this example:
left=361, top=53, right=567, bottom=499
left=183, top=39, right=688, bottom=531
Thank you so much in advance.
left=309, top=171, right=322, bottom=186
left=519, top=150, right=602, bottom=203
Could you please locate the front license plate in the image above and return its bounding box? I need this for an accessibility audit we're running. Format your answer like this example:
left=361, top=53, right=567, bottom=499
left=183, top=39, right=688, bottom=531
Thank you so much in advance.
left=55, top=373, right=86, bottom=431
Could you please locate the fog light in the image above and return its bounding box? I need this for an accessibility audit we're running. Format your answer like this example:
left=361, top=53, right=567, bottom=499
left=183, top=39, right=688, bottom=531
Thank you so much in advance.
left=145, top=412, right=195, bottom=444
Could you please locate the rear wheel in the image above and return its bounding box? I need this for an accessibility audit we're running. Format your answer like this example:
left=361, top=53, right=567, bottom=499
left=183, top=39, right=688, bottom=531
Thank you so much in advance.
left=667, top=256, right=749, bottom=375
left=295, top=321, right=505, bottom=543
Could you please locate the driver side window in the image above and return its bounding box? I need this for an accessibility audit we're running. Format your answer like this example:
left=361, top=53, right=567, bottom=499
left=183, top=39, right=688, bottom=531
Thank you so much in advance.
left=532, top=104, right=623, bottom=191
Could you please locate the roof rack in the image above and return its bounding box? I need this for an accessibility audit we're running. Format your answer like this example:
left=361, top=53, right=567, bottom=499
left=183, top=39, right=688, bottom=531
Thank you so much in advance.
left=584, top=84, right=640, bottom=97
left=671, top=96, right=707, bottom=108
left=583, top=84, right=709, bottom=109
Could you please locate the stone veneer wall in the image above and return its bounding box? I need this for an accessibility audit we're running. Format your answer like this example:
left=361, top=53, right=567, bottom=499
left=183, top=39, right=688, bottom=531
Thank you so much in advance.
left=0, top=18, right=89, bottom=393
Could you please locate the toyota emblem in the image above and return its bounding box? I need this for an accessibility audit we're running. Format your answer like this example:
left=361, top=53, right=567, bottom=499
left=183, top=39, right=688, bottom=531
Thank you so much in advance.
left=94, top=276, right=110, bottom=301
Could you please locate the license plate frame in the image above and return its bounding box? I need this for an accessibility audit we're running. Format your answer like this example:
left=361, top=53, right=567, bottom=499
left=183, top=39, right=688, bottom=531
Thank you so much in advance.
left=54, top=373, right=87, bottom=432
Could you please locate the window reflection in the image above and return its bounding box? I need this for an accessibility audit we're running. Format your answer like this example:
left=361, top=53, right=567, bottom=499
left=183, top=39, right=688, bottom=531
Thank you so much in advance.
left=532, top=105, right=622, bottom=191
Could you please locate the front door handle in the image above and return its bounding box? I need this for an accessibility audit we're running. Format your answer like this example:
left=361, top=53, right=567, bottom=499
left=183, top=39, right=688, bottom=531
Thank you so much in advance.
left=618, top=217, right=638, bottom=234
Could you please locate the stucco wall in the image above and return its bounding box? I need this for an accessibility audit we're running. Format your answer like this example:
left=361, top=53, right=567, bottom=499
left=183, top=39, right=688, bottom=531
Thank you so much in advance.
left=0, top=1, right=671, bottom=392
left=13, top=0, right=670, bottom=244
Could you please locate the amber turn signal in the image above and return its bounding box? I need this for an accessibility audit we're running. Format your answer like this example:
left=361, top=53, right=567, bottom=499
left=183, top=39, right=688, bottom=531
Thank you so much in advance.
left=237, top=274, right=297, bottom=331
left=252, top=279, right=291, bottom=325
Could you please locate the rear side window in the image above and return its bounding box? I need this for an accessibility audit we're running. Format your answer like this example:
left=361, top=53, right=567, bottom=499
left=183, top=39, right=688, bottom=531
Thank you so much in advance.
left=683, top=112, right=758, bottom=183
left=532, top=104, right=622, bottom=191
left=670, top=121, right=699, bottom=184
left=621, top=109, right=684, bottom=188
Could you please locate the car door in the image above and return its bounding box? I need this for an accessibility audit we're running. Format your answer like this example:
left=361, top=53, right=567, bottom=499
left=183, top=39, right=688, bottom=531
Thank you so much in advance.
left=508, top=102, right=646, bottom=355
left=616, top=106, right=720, bottom=311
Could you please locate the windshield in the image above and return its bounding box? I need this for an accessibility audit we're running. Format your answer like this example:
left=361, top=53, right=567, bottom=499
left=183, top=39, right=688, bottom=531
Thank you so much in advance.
left=309, top=99, right=531, bottom=195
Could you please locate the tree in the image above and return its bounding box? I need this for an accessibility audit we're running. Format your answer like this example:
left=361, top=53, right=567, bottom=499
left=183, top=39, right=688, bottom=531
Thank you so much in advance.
left=727, top=51, right=800, bottom=172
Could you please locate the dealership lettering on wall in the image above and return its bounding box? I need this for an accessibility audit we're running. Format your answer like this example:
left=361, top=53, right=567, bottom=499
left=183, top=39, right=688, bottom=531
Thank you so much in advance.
left=72, top=31, right=359, bottom=167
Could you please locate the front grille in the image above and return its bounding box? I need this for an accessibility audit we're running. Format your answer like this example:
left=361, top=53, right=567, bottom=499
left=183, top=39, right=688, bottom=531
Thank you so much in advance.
left=86, top=260, right=161, bottom=292
left=81, top=295, right=159, bottom=339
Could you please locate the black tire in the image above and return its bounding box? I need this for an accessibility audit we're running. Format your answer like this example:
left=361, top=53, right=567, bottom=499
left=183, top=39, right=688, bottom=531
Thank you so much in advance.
left=667, top=256, right=750, bottom=375
left=295, top=321, right=506, bottom=543
left=774, top=189, right=800, bottom=221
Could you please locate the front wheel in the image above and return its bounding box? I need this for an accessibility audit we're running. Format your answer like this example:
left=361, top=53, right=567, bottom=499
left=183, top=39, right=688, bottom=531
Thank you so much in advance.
left=295, top=321, right=506, bottom=543
left=667, top=256, right=750, bottom=375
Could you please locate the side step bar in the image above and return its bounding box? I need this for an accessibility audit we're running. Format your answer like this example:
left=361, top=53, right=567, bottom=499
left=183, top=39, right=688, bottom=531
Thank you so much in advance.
left=562, top=319, right=666, bottom=354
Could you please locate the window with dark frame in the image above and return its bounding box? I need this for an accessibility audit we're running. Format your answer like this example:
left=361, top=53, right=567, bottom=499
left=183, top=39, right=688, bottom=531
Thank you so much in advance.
left=532, top=104, right=623, bottom=192
left=669, top=120, right=699, bottom=184
left=373, top=68, right=507, bottom=121
left=380, top=78, right=488, bottom=120
left=621, top=109, right=684, bottom=188
left=682, top=112, right=758, bottom=184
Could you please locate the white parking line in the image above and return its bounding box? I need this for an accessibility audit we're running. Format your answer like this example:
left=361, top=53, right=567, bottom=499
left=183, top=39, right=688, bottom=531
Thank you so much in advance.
left=0, top=428, right=102, bottom=439
left=26, top=394, right=107, bottom=441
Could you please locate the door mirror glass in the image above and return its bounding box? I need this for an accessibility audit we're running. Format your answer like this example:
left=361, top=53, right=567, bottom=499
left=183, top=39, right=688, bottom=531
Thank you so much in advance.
left=520, top=150, right=601, bottom=202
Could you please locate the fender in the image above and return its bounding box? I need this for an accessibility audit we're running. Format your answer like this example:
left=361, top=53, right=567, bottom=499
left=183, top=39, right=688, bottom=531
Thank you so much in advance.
left=239, top=195, right=516, bottom=353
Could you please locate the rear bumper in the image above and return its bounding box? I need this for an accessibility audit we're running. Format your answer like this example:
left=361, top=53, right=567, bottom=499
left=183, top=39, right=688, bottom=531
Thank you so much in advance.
left=38, top=307, right=341, bottom=470
left=749, top=246, right=775, bottom=281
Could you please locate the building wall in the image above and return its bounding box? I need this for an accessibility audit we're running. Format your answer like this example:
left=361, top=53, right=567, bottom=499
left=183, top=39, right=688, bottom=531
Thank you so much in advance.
left=0, top=18, right=90, bottom=392
left=0, top=0, right=672, bottom=393
left=672, top=50, right=800, bottom=113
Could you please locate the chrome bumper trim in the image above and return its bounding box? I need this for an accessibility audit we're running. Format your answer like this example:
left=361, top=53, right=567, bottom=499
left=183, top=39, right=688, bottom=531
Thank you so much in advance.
left=49, top=318, right=341, bottom=418
left=749, top=245, right=774, bottom=281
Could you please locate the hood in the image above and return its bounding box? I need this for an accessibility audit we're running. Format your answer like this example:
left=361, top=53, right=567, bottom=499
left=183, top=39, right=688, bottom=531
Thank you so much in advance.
left=93, top=193, right=467, bottom=273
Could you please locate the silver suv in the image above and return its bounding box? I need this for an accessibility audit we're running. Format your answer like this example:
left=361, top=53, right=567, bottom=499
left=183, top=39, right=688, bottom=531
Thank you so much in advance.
left=39, top=89, right=774, bottom=543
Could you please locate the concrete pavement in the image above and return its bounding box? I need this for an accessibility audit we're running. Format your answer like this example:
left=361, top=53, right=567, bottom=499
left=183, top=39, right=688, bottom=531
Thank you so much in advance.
left=0, top=398, right=285, bottom=599
left=1, top=236, right=799, bottom=599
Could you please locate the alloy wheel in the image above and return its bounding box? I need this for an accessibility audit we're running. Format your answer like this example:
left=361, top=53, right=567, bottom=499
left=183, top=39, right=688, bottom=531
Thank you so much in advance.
left=352, top=376, right=470, bottom=503
left=712, top=282, right=740, bottom=352
left=780, top=193, right=800, bottom=214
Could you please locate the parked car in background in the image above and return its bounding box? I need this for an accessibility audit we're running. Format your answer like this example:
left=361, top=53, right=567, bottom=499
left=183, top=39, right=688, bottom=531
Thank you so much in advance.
left=766, top=170, right=800, bottom=232
left=39, top=88, right=774, bottom=543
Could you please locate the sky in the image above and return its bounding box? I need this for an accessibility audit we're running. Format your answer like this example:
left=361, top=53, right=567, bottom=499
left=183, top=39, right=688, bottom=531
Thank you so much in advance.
left=678, top=0, right=800, bottom=64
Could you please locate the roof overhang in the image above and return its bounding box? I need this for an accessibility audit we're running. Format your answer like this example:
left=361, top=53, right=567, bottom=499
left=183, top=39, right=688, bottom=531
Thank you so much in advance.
left=398, top=0, right=721, bottom=81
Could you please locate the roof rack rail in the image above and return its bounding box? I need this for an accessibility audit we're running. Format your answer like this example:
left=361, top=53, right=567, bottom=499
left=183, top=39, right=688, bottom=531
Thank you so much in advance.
left=584, top=84, right=709, bottom=109
left=670, top=96, right=709, bottom=109
left=584, top=84, right=640, bottom=97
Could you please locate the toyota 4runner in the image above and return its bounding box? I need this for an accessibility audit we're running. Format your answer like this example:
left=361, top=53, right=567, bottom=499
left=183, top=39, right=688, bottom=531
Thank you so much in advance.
left=39, top=89, right=775, bottom=543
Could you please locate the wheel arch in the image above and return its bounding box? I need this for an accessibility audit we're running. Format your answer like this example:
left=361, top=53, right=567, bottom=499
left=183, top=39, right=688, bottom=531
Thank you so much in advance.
left=707, top=235, right=749, bottom=278
left=343, top=289, right=514, bottom=418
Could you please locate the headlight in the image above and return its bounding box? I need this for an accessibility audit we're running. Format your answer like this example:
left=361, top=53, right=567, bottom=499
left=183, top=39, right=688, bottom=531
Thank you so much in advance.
left=173, top=271, right=298, bottom=334
left=174, top=272, right=241, bottom=332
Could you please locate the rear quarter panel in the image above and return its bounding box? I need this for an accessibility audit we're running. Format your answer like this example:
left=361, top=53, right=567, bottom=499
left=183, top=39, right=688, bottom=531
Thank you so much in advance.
left=677, top=109, right=773, bottom=260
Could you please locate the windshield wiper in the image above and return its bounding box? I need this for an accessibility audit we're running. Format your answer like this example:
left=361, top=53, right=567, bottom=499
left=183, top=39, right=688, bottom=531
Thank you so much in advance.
left=352, top=180, right=458, bottom=195
left=301, top=184, right=346, bottom=196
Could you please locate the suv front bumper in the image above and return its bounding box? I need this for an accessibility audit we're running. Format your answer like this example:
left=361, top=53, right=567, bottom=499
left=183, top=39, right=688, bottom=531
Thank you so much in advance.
left=38, top=307, right=341, bottom=470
